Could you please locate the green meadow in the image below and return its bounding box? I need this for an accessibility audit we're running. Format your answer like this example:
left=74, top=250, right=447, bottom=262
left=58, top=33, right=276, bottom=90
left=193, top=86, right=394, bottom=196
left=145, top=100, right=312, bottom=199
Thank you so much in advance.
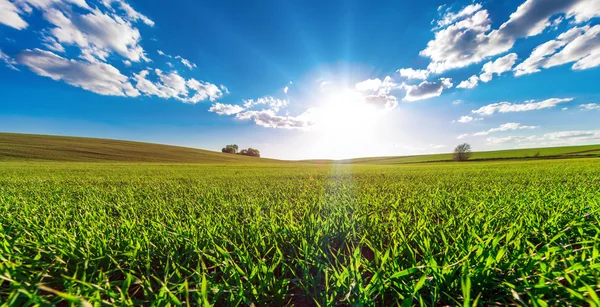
left=1, top=134, right=599, bottom=305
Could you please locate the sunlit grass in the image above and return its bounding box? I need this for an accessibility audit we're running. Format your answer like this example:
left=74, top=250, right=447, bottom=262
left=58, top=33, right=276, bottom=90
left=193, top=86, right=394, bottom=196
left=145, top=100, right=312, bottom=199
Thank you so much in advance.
left=1, top=159, right=599, bottom=305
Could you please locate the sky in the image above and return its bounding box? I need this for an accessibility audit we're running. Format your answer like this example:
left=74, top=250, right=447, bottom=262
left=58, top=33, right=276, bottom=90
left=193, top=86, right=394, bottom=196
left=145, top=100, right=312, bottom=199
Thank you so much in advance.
left=0, top=0, right=599, bottom=160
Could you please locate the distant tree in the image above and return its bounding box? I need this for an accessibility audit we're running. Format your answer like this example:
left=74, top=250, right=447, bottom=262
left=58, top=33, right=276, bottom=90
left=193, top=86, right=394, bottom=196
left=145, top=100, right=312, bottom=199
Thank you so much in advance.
left=221, top=144, right=238, bottom=154
left=453, top=143, right=472, bottom=161
left=239, top=148, right=260, bottom=157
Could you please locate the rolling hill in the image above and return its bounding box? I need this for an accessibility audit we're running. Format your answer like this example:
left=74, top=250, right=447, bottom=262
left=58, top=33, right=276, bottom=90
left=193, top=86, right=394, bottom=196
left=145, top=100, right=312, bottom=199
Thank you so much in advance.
left=315, top=144, right=600, bottom=164
left=0, top=133, right=279, bottom=163
left=1, top=132, right=599, bottom=164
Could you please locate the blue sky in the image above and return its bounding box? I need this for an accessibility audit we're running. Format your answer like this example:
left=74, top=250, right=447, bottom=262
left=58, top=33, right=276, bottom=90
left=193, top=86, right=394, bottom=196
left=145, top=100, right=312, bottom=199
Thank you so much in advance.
left=0, top=0, right=599, bottom=159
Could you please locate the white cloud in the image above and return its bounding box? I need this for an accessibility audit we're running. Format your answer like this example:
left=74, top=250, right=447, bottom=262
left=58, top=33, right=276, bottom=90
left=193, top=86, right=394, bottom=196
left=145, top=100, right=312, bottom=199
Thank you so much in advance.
left=422, top=0, right=598, bottom=73
left=565, top=0, right=600, bottom=23
left=102, top=0, right=154, bottom=26
left=175, top=55, right=196, bottom=70
left=472, top=97, right=573, bottom=115
left=185, top=78, right=224, bottom=103
left=0, top=49, right=19, bottom=70
left=456, top=115, right=483, bottom=123
left=514, top=25, right=595, bottom=75
left=487, top=129, right=600, bottom=145
left=37, top=3, right=150, bottom=63
left=132, top=70, right=169, bottom=98
left=123, top=59, right=131, bottom=66
left=402, top=78, right=453, bottom=101
left=209, top=103, right=244, bottom=115
left=283, top=86, right=289, bottom=94
left=18, top=48, right=139, bottom=97
left=545, top=25, right=600, bottom=71
left=397, top=68, right=430, bottom=80
left=580, top=103, right=600, bottom=110
left=435, top=3, right=483, bottom=29
left=452, top=99, right=462, bottom=105
left=355, top=78, right=382, bottom=92
left=157, top=50, right=170, bottom=57
left=457, top=75, right=479, bottom=89
left=480, top=53, right=518, bottom=82
left=243, top=96, right=288, bottom=112
left=236, top=109, right=316, bottom=130
left=355, top=76, right=400, bottom=96
left=0, top=0, right=28, bottom=29
left=133, top=69, right=225, bottom=103
left=472, top=122, right=538, bottom=136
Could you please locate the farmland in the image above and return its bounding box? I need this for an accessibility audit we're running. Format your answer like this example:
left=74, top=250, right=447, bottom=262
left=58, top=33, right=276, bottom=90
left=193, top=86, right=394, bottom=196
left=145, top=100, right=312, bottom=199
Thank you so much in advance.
left=1, top=157, right=600, bottom=305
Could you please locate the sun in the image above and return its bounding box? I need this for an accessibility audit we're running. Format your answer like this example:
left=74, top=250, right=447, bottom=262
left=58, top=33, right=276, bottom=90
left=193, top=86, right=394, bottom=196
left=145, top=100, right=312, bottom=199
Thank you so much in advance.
left=315, top=88, right=382, bottom=135
left=306, top=87, right=388, bottom=159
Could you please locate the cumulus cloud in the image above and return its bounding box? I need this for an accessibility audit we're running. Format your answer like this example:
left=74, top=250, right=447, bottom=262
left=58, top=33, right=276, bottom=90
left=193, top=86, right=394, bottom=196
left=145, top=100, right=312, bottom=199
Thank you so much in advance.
left=18, top=48, right=139, bottom=96
left=0, top=0, right=28, bottom=29
left=243, top=96, right=288, bottom=112
left=133, top=68, right=224, bottom=103
left=580, top=103, right=600, bottom=110
left=32, top=2, right=151, bottom=63
left=544, top=24, right=600, bottom=71
left=355, top=76, right=400, bottom=95
left=209, top=103, right=244, bottom=115
left=435, top=3, right=483, bottom=29
left=283, top=86, right=289, bottom=94
left=0, top=49, right=19, bottom=70
left=457, top=75, right=479, bottom=89
left=480, top=53, right=518, bottom=82
left=472, top=97, right=573, bottom=115
left=355, top=76, right=401, bottom=108
left=514, top=25, right=596, bottom=75
left=236, top=109, right=315, bottom=129
left=397, top=68, right=430, bottom=80
left=422, top=0, right=598, bottom=73
left=455, top=115, right=483, bottom=123
left=402, top=78, right=453, bottom=101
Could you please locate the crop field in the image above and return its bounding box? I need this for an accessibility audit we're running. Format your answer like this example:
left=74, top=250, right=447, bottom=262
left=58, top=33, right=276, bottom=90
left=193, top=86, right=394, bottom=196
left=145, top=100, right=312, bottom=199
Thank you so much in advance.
left=1, top=158, right=599, bottom=306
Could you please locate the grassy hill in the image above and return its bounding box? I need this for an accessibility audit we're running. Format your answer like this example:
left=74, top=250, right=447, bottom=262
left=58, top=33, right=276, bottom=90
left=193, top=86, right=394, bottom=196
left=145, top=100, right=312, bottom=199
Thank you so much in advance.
left=1, top=132, right=599, bottom=164
left=0, top=133, right=279, bottom=163
left=304, top=144, right=600, bottom=164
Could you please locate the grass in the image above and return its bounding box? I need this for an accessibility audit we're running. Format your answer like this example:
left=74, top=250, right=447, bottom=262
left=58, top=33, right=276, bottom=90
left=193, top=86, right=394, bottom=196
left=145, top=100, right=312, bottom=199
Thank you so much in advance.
left=0, top=133, right=280, bottom=163
left=1, top=159, right=599, bottom=305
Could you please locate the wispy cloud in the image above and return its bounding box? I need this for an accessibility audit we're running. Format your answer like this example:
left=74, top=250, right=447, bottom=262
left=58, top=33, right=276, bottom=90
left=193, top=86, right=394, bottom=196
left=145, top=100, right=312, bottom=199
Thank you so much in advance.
left=472, top=97, right=573, bottom=115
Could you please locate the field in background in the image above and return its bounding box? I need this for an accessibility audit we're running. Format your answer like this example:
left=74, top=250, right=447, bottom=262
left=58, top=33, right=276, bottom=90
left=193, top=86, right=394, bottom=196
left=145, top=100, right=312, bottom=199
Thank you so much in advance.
left=0, top=133, right=280, bottom=163
left=1, top=132, right=599, bottom=164
left=1, top=159, right=599, bottom=305
left=313, top=144, right=600, bottom=164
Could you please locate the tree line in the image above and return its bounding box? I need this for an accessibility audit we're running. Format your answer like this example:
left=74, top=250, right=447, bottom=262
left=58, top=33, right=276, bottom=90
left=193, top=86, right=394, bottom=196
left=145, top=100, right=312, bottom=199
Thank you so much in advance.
left=222, top=144, right=260, bottom=157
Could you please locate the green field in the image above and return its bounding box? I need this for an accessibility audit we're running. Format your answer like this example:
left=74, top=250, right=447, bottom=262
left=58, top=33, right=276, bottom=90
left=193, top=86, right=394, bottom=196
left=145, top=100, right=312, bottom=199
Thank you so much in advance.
left=1, top=133, right=600, bottom=305
left=0, top=133, right=280, bottom=163
left=2, top=132, right=599, bottom=164
left=1, top=159, right=599, bottom=305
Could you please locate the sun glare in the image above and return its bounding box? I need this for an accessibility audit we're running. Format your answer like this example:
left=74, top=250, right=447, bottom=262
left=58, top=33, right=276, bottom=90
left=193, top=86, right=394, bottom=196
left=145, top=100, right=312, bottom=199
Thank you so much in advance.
left=308, top=87, right=388, bottom=159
